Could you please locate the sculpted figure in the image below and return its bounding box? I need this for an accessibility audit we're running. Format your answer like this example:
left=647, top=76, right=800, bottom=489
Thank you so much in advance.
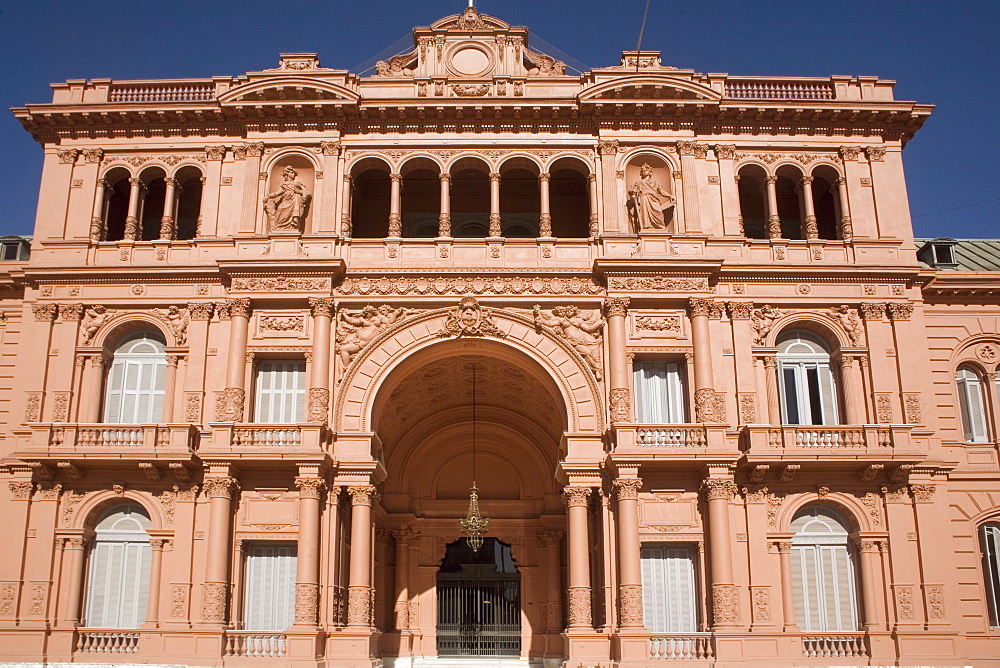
left=751, top=305, right=782, bottom=346
left=336, top=305, right=411, bottom=365
left=263, top=166, right=311, bottom=232
left=627, top=163, right=675, bottom=232
left=163, top=305, right=190, bottom=345
left=82, top=305, right=109, bottom=344
left=534, top=304, right=605, bottom=379
left=831, top=305, right=863, bottom=346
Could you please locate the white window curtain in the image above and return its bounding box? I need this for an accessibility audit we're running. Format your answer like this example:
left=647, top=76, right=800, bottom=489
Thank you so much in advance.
left=103, top=331, right=167, bottom=424
left=633, top=361, right=686, bottom=423
left=254, top=360, right=306, bottom=424
left=243, top=544, right=297, bottom=631
left=84, top=503, right=152, bottom=628
left=957, top=366, right=989, bottom=442
left=640, top=544, right=697, bottom=633
left=777, top=331, right=839, bottom=425
left=790, top=505, right=859, bottom=632
left=981, top=523, right=1000, bottom=627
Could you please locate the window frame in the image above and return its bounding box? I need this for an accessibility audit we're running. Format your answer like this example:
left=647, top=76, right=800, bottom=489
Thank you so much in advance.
left=776, top=330, right=840, bottom=426
left=956, top=365, right=990, bottom=443
left=83, top=502, right=152, bottom=629
left=103, top=330, right=168, bottom=425
left=632, top=359, right=687, bottom=424
left=980, top=522, right=1000, bottom=628
left=242, top=542, right=298, bottom=632
left=640, top=542, right=699, bottom=633
left=253, top=358, right=307, bottom=424
left=790, top=504, right=860, bottom=633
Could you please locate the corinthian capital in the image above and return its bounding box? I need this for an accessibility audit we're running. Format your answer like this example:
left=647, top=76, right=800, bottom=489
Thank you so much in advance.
left=604, top=297, right=630, bottom=318
left=613, top=478, right=642, bottom=501
left=701, top=478, right=737, bottom=501
left=563, top=486, right=592, bottom=507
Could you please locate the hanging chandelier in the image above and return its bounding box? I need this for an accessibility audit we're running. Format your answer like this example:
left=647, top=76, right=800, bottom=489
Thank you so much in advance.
left=460, top=361, right=489, bottom=552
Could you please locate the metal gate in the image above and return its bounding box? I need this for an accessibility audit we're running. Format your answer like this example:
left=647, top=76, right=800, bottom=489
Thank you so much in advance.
left=437, top=575, right=521, bottom=656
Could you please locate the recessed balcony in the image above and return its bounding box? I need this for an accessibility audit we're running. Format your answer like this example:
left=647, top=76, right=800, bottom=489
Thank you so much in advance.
left=611, top=424, right=737, bottom=464
left=741, top=424, right=926, bottom=464
left=200, top=423, right=330, bottom=461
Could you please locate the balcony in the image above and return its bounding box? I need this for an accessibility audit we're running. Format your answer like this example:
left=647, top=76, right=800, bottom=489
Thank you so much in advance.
left=742, top=424, right=926, bottom=464
left=15, top=424, right=197, bottom=464
left=200, top=423, right=330, bottom=462
left=75, top=630, right=140, bottom=654
left=611, top=424, right=738, bottom=466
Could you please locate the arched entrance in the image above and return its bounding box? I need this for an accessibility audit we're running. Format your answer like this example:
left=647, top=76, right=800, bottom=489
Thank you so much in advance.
left=437, top=538, right=521, bottom=657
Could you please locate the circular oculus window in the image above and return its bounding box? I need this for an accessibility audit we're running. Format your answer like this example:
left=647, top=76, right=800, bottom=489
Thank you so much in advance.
left=448, top=45, right=493, bottom=77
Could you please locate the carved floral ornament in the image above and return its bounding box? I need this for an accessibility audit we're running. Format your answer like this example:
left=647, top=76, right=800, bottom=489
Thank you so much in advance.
left=337, top=274, right=603, bottom=297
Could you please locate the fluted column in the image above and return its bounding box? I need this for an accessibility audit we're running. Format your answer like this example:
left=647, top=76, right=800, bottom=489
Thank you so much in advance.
left=62, top=537, right=88, bottom=625
left=764, top=175, right=780, bottom=239
left=763, top=355, right=781, bottom=423
left=124, top=177, right=144, bottom=240
left=223, top=298, right=251, bottom=422
left=799, top=176, right=818, bottom=239
left=347, top=485, right=376, bottom=628
left=587, top=173, right=599, bottom=238
left=90, top=178, right=110, bottom=241
left=539, top=530, right=563, bottom=631
left=79, top=356, right=106, bottom=423
left=393, top=527, right=414, bottom=633
left=614, top=478, right=643, bottom=628
left=774, top=540, right=798, bottom=631
left=438, top=174, right=452, bottom=237
left=564, top=486, right=593, bottom=628
left=146, top=538, right=165, bottom=626
left=857, top=539, right=883, bottom=630
left=388, top=173, right=402, bottom=237
left=307, top=298, right=334, bottom=422
left=202, top=476, right=238, bottom=624
left=538, top=172, right=552, bottom=237
left=489, top=172, right=502, bottom=237
left=161, top=355, right=179, bottom=423
left=341, top=175, right=353, bottom=238
left=294, top=476, right=325, bottom=627
left=835, top=177, right=853, bottom=241
left=689, top=298, right=718, bottom=422
left=606, top=297, right=631, bottom=423
left=702, top=477, right=738, bottom=627
left=160, top=177, right=178, bottom=240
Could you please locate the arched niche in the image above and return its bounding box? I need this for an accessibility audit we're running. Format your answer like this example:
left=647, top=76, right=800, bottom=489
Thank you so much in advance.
left=351, top=157, right=392, bottom=239
left=624, top=154, right=674, bottom=234
left=449, top=156, right=491, bottom=237
left=174, top=165, right=204, bottom=240
left=400, top=157, right=442, bottom=238
left=499, top=157, right=540, bottom=238
left=549, top=156, right=591, bottom=238
left=811, top=164, right=841, bottom=240
left=138, top=166, right=167, bottom=241
left=737, top=163, right=768, bottom=239
left=263, top=154, right=315, bottom=235
left=102, top=167, right=132, bottom=242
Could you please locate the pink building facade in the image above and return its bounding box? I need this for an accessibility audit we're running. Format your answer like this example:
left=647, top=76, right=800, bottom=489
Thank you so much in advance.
left=2, top=8, right=999, bottom=666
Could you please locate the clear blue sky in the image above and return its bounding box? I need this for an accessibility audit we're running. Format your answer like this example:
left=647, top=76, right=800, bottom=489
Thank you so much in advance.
left=2, top=0, right=997, bottom=238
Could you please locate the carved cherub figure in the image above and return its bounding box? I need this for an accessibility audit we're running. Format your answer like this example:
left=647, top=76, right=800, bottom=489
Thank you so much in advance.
left=81, top=305, right=109, bottom=345
left=831, top=305, right=863, bottom=346
left=534, top=304, right=605, bottom=378
left=336, top=305, right=411, bottom=366
left=164, top=305, right=190, bottom=345
left=751, top=305, right=782, bottom=346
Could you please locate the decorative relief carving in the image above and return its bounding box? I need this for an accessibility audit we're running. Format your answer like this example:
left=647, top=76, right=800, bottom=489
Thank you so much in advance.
left=309, top=297, right=335, bottom=318
left=909, top=484, right=935, bottom=503
left=0, top=583, right=18, bottom=616
left=24, top=392, right=42, bottom=423
left=29, top=583, right=46, bottom=617
left=862, top=491, right=882, bottom=527
left=563, top=486, right=592, bottom=507
left=896, top=586, right=914, bottom=620
left=307, top=388, right=329, bottom=422
left=82, top=148, right=104, bottom=163
left=219, top=387, right=246, bottom=422
left=32, top=303, right=57, bottom=322
left=295, top=476, right=326, bottom=500
left=752, top=587, right=770, bottom=623
left=438, top=297, right=505, bottom=339
left=201, top=582, right=227, bottom=621
left=635, top=314, right=681, bottom=332
left=712, top=584, right=738, bottom=624
left=202, top=477, right=238, bottom=500
left=337, top=274, right=603, bottom=296
left=567, top=586, right=591, bottom=626
left=613, top=478, right=641, bottom=501
left=335, top=305, right=412, bottom=366
left=348, top=486, right=376, bottom=506
left=860, top=302, right=885, bottom=321
left=738, top=393, right=757, bottom=424
left=751, top=305, right=781, bottom=346
left=294, top=583, right=320, bottom=625
left=839, top=146, right=862, bottom=162
left=926, top=585, right=945, bottom=619
left=171, top=585, right=187, bottom=618
left=618, top=584, right=643, bottom=626
left=259, top=314, right=304, bottom=333
left=695, top=388, right=721, bottom=422
left=230, top=277, right=329, bottom=292
left=9, top=482, right=33, bottom=500
left=888, top=302, right=914, bottom=321
left=604, top=296, right=630, bottom=318
left=452, top=83, right=490, bottom=97
left=701, top=478, right=737, bottom=501
left=533, top=305, right=604, bottom=379
left=830, top=305, right=863, bottom=346
left=347, top=585, right=371, bottom=626
left=903, top=393, right=921, bottom=423
left=609, top=387, right=631, bottom=423
left=875, top=393, right=893, bottom=423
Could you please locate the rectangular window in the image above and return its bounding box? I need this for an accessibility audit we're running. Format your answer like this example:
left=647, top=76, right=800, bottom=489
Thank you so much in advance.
left=85, top=540, right=152, bottom=628
left=791, top=544, right=858, bottom=632
left=640, top=544, right=697, bottom=633
left=254, top=360, right=306, bottom=424
left=981, top=524, right=1000, bottom=627
left=243, top=544, right=297, bottom=631
left=957, top=373, right=988, bottom=442
left=633, top=361, right=686, bottom=423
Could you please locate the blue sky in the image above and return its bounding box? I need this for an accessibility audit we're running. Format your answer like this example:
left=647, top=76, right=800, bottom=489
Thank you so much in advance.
left=2, top=0, right=997, bottom=238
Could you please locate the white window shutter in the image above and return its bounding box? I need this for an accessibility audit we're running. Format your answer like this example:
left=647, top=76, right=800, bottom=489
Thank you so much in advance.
left=640, top=544, right=696, bottom=633
left=981, top=524, right=1000, bottom=626
left=104, top=333, right=167, bottom=424
left=818, top=363, right=839, bottom=425
left=958, top=369, right=988, bottom=442
left=244, top=544, right=297, bottom=631
left=255, top=361, right=306, bottom=424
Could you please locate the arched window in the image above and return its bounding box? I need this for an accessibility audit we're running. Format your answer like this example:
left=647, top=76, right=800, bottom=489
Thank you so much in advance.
left=791, top=504, right=859, bottom=632
left=174, top=165, right=204, bottom=240
left=737, top=165, right=767, bottom=239
left=956, top=365, right=989, bottom=443
left=351, top=161, right=391, bottom=238
left=104, top=330, right=167, bottom=424
left=980, top=522, right=1000, bottom=627
left=103, top=168, right=132, bottom=242
left=84, top=502, right=152, bottom=628
left=777, top=329, right=839, bottom=425
left=549, top=160, right=590, bottom=238
left=138, top=168, right=167, bottom=241
left=400, top=159, right=441, bottom=238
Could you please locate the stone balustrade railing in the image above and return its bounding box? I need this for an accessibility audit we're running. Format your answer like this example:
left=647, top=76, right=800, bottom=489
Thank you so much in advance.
left=648, top=634, right=714, bottom=660
left=109, top=83, right=215, bottom=103
left=21, top=423, right=197, bottom=459
left=725, top=79, right=835, bottom=100
left=801, top=634, right=867, bottom=658
left=224, top=632, right=287, bottom=657
left=742, top=424, right=920, bottom=459
left=76, top=630, right=140, bottom=653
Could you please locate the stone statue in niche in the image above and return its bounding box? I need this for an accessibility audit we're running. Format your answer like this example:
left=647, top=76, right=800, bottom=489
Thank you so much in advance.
left=263, top=166, right=311, bottom=233
left=533, top=304, right=605, bottom=379
left=627, top=163, right=675, bottom=232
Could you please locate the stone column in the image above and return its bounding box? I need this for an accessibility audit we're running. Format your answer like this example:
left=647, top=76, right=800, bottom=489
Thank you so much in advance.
left=564, top=486, right=593, bottom=628
left=438, top=174, right=452, bottom=237
left=799, top=176, right=818, bottom=239
left=539, top=530, right=563, bottom=632
left=307, top=298, right=334, bottom=422
left=79, top=356, right=106, bottom=423
left=90, top=178, right=110, bottom=241
left=489, top=172, right=502, bottom=237
left=160, top=177, right=178, bottom=240
left=61, top=537, right=88, bottom=625
left=161, top=355, right=179, bottom=423
left=347, top=485, right=376, bottom=628
left=538, top=172, right=552, bottom=237
left=223, top=298, right=251, bottom=422
left=702, top=477, right=738, bottom=627
left=613, top=478, right=643, bottom=628
left=606, top=297, right=631, bottom=423
left=146, top=538, right=165, bottom=626
left=587, top=173, right=599, bottom=238
left=839, top=356, right=865, bottom=424
left=294, top=476, right=325, bottom=627
left=392, top=527, right=414, bottom=633
left=689, top=298, right=718, bottom=422
left=340, top=175, right=353, bottom=238
left=388, top=173, right=402, bottom=237
left=764, top=175, right=781, bottom=239
left=774, top=540, right=798, bottom=631
left=202, top=476, right=238, bottom=624
left=763, top=355, right=781, bottom=424
left=835, top=177, right=853, bottom=241
left=857, top=539, right=883, bottom=630
left=124, top=177, right=144, bottom=240
left=676, top=141, right=703, bottom=233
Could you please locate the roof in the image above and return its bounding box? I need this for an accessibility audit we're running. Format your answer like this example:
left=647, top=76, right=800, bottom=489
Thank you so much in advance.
left=916, top=238, right=1000, bottom=271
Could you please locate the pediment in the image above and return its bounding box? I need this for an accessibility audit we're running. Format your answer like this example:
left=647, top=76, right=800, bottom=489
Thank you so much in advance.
left=218, top=77, right=360, bottom=106
left=429, top=9, right=512, bottom=32
left=579, top=76, right=721, bottom=103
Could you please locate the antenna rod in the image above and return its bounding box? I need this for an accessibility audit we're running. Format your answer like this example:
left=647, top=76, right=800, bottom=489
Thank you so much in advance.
left=634, top=0, right=652, bottom=72
left=468, top=0, right=475, bottom=8
left=472, top=364, right=477, bottom=484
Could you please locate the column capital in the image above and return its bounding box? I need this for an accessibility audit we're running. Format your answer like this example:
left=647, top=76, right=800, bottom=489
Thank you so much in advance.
left=613, top=478, right=642, bottom=501
left=203, top=477, right=239, bottom=499
left=727, top=301, right=753, bottom=319
left=909, top=483, right=936, bottom=503
left=320, top=141, right=342, bottom=156
left=772, top=540, right=792, bottom=554
left=562, top=486, right=592, bottom=507
left=799, top=175, right=814, bottom=186
left=538, top=172, right=550, bottom=182
left=764, top=175, right=778, bottom=185
left=392, top=526, right=418, bottom=545
left=701, top=477, right=737, bottom=500
left=226, top=297, right=251, bottom=319
left=888, top=302, right=914, bottom=321
left=713, top=144, right=737, bottom=160
left=438, top=172, right=451, bottom=183
left=604, top=297, right=630, bottom=318
left=859, top=302, right=886, bottom=321
left=308, top=297, right=336, bottom=317
left=489, top=172, right=501, bottom=182
left=348, top=485, right=377, bottom=506
left=389, top=172, right=402, bottom=183
left=295, top=476, right=326, bottom=500
left=688, top=297, right=713, bottom=317
left=164, top=177, right=178, bottom=187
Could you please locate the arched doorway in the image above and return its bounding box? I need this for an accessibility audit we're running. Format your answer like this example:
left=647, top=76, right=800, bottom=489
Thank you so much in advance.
left=437, top=537, right=521, bottom=657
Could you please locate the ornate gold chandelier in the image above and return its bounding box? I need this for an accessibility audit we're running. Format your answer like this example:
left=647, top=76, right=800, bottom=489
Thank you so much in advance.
left=459, top=362, right=489, bottom=552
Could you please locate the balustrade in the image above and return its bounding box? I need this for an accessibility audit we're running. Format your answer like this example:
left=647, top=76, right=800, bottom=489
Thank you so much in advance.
left=224, top=632, right=287, bottom=657
left=648, top=634, right=714, bottom=660
left=76, top=631, right=139, bottom=654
